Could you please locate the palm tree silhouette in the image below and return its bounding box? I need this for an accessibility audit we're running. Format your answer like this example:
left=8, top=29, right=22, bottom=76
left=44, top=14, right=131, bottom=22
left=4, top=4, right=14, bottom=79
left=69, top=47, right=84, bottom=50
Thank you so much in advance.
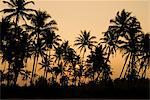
left=0, top=0, right=35, bottom=25
left=100, top=30, right=119, bottom=64
left=138, top=33, right=150, bottom=78
left=118, top=17, right=142, bottom=79
left=87, top=45, right=112, bottom=81
left=74, top=30, right=97, bottom=60
left=24, top=10, right=58, bottom=84
left=107, top=9, right=142, bottom=79
left=0, top=17, right=13, bottom=66
left=21, top=70, right=31, bottom=86
left=0, top=18, right=14, bottom=84
left=0, top=0, right=35, bottom=85
left=44, top=30, right=61, bottom=57
left=39, top=55, right=52, bottom=79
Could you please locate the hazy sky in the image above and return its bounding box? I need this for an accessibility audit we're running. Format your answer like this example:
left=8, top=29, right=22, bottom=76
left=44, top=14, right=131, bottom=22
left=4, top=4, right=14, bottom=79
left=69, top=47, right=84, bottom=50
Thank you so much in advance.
left=0, top=0, right=150, bottom=81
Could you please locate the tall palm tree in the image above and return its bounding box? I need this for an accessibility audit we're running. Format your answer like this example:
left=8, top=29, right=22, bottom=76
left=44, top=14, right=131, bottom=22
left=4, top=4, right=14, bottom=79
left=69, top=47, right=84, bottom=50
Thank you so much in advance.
left=118, top=17, right=142, bottom=80
left=24, top=10, right=58, bottom=84
left=106, top=9, right=142, bottom=79
left=0, top=0, right=35, bottom=85
left=74, top=30, right=97, bottom=60
left=0, top=18, right=13, bottom=64
left=138, top=33, right=150, bottom=78
left=0, top=0, right=35, bottom=25
left=30, top=38, right=47, bottom=84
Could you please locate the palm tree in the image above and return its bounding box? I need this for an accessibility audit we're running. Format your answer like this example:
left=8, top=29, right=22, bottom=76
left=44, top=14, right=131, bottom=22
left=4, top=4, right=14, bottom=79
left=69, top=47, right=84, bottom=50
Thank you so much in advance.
left=24, top=10, right=58, bottom=84
left=30, top=38, right=47, bottom=84
left=0, top=0, right=35, bottom=25
left=44, top=30, right=61, bottom=57
left=39, top=55, right=52, bottom=79
left=21, top=70, right=31, bottom=86
left=0, top=18, right=14, bottom=85
left=74, top=30, right=97, bottom=60
left=0, top=18, right=13, bottom=65
left=100, top=29, right=119, bottom=63
left=0, top=0, right=35, bottom=85
left=138, top=33, right=150, bottom=78
left=11, top=26, right=30, bottom=85
left=117, top=17, right=142, bottom=80
left=106, top=9, right=142, bottom=79
left=53, top=46, right=64, bottom=66
left=87, top=45, right=112, bottom=82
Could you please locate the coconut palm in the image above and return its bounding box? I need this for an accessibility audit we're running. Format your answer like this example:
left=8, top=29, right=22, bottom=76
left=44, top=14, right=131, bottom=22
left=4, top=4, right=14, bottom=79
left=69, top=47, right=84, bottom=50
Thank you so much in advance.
left=39, top=54, right=52, bottom=79
left=100, top=30, right=119, bottom=64
left=0, top=18, right=13, bottom=65
left=53, top=46, right=64, bottom=66
left=109, top=9, right=132, bottom=37
left=138, top=33, right=150, bottom=78
left=30, top=38, right=47, bottom=84
left=11, top=26, right=31, bottom=85
left=117, top=17, right=142, bottom=80
left=87, top=45, right=111, bottom=81
left=74, top=30, right=97, bottom=60
left=24, top=10, right=58, bottom=84
left=21, top=70, right=31, bottom=86
left=107, top=9, right=142, bottom=79
left=0, top=0, right=35, bottom=25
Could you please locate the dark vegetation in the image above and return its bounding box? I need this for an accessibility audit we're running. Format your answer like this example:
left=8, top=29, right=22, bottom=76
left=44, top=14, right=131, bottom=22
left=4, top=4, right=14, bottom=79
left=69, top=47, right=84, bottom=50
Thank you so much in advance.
left=0, top=0, right=150, bottom=99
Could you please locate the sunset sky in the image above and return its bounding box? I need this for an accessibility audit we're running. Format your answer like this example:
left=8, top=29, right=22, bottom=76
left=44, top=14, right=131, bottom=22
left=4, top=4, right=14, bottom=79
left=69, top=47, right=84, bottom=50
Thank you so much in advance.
left=0, top=0, right=150, bottom=84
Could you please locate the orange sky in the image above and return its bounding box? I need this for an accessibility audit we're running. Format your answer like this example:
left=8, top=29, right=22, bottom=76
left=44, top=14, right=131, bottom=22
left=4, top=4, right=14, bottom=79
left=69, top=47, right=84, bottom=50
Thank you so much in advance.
left=0, top=0, right=150, bottom=83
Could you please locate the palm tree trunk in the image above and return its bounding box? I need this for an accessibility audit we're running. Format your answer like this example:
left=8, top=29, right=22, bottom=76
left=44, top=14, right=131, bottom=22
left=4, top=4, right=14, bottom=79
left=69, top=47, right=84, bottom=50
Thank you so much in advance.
left=14, top=71, right=19, bottom=86
left=34, top=55, right=39, bottom=78
left=3, top=61, right=6, bottom=72
left=45, top=49, right=51, bottom=79
left=138, top=67, right=142, bottom=78
left=142, top=67, right=147, bottom=78
left=30, top=54, right=36, bottom=84
left=124, top=54, right=132, bottom=78
left=119, top=54, right=129, bottom=78
left=7, top=63, right=11, bottom=86
left=106, top=52, right=111, bottom=63
left=96, top=72, right=100, bottom=82
left=44, top=67, right=46, bottom=78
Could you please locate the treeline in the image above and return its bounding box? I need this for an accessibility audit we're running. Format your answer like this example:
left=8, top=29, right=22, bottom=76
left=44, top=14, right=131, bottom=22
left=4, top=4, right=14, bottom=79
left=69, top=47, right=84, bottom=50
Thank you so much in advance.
left=0, top=0, right=150, bottom=88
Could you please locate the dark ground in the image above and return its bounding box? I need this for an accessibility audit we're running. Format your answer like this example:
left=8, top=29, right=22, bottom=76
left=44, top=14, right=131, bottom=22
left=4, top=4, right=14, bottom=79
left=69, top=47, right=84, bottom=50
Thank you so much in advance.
left=1, top=79, right=150, bottom=99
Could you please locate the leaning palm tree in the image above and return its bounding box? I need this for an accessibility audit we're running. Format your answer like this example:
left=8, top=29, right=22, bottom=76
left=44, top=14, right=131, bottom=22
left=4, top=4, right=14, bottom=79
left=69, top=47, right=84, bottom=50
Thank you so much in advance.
left=0, top=0, right=35, bottom=25
left=74, top=30, right=97, bottom=61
